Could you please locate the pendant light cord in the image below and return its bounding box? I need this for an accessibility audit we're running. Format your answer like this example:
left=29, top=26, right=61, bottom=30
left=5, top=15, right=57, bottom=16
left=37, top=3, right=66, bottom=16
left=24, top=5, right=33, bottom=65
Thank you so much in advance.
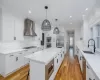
left=45, top=6, right=48, bottom=19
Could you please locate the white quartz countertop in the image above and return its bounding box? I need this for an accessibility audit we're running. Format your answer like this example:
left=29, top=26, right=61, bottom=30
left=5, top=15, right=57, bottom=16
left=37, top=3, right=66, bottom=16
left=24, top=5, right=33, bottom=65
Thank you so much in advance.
left=77, top=42, right=100, bottom=79
left=0, top=49, right=26, bottom=55
left=25, top=48, right=63, bottom=65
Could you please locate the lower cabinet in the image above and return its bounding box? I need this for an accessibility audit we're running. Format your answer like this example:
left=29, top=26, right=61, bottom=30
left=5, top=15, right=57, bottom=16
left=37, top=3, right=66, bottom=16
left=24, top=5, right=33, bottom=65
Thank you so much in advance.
left=86, top=62, right=99, bottom=80
left=49, top=50, right=64, bottom=80
left=5, top=53, right=17, bottom=75
left=0, top=51, right=25, bottom=77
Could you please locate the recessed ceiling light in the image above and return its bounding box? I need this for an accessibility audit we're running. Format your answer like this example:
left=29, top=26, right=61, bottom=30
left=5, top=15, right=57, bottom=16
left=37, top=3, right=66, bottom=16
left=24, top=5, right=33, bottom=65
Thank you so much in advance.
left=85, top=8, right=88, bottom=11
left=82, top=15, right=85, bottom=16
left=28, top=10, right=31, bottom=14
left=70, top=23, right=72, bottom=24
left=70, top=16, right=72, bottom=18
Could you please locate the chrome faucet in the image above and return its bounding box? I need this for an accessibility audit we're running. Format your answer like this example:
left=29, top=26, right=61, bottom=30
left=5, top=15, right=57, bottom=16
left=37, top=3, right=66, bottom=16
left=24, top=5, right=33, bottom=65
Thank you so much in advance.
left=88, top=39, right=96, bottom=53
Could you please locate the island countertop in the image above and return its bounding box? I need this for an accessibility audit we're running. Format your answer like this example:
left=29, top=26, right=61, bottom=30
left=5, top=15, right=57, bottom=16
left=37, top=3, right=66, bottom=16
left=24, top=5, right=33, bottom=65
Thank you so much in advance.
left=25, top=48, right=63, bottom=65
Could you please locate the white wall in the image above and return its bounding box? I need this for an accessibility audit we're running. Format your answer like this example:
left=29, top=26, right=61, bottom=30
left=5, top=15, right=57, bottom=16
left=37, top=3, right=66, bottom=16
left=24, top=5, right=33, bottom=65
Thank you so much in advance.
left=0, top=8, right=2, bottom=40
left=65, top=26, right=81, bottom=54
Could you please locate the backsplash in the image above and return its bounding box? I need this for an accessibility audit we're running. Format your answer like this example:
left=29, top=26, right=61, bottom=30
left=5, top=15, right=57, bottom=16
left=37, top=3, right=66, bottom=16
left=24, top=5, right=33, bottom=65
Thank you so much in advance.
left=0, top=40, right=41, bottom=50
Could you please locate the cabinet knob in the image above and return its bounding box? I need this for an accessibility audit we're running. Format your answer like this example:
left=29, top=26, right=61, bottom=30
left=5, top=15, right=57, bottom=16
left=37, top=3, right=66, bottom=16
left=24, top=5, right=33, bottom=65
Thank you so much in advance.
left=87, top=65, right=89, bottom=69
left=16, top=57, right=18, bottom=61
left=89, top=78, right=92, bottom=80
left=19, top=53, right=22, bottom=54
left=57, top=59, right=58, bottom=63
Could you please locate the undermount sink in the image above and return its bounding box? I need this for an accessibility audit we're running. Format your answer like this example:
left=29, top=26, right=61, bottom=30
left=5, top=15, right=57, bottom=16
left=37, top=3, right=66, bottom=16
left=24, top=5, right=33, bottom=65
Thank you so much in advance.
left=83, top=51, right=94, bottom=54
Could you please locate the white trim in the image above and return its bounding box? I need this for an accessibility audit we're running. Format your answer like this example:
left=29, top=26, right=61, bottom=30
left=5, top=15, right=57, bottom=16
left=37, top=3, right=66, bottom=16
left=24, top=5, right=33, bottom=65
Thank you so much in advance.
left=96, top=48, right=100, bottom=53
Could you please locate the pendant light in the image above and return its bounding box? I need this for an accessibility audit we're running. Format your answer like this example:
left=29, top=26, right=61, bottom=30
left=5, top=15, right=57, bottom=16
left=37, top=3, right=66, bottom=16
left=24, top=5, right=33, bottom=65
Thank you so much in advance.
left=41, top=6, right=51, bottom=31
left=53, top=19, right=60, bottom=34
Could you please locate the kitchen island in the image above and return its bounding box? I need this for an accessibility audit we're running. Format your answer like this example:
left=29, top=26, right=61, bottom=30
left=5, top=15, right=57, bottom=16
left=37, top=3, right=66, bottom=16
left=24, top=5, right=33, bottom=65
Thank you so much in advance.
left=25, top=48, right=65, bottom=80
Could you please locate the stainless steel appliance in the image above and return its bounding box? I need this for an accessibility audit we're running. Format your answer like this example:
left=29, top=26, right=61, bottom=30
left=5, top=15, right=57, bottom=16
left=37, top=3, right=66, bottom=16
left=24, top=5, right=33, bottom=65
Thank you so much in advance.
left=45, top=59, right=54, bottom=80
left=46, top=37, right=52, bottom=48
left=56, top=35, right=64, bottom=48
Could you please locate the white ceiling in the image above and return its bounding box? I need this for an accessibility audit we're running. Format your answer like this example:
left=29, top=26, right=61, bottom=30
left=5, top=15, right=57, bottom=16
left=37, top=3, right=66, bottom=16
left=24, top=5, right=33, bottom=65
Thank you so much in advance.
left=0, top=0, right=96, bottom=27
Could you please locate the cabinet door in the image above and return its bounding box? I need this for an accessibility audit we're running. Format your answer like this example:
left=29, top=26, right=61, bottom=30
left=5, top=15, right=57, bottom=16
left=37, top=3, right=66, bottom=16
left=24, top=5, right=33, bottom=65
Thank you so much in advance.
left=18, top=52, right=25, bottom=67
left=5, top=54, right=16, bottom=75
left=14, top=17, right=24, bottom=40
left=2, top=14, right=14, bottom=41
left=24, top=50, right=33, bottom=65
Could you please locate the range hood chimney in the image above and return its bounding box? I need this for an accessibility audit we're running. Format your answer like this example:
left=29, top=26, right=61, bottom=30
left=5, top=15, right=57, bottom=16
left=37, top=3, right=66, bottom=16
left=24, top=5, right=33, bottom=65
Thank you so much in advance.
left=24, top=18, right=37, bottom=37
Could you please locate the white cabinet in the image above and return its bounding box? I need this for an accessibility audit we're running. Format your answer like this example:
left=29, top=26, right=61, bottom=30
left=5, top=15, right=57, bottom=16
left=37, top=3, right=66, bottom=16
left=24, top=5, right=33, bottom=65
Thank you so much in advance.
left=15, top=52, right=25, bottom=69
left=0, top=51, right=25, bottom=77
left=0, top=8, right=24, bottom=41
left=86, top=62, right=99, bottom=80
left=5, top=53, right=16, bottom=75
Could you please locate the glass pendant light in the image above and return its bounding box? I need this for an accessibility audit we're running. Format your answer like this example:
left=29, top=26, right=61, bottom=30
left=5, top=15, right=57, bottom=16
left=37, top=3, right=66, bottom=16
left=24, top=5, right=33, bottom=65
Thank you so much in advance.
left=41, top=6, right=51, bottom=31
left=53, top=19, right=60, bottom=34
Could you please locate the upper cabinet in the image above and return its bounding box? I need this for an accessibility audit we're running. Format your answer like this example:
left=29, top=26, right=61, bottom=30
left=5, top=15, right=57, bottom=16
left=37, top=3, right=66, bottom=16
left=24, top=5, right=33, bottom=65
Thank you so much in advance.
left=0, top=8, right=24, bottom=41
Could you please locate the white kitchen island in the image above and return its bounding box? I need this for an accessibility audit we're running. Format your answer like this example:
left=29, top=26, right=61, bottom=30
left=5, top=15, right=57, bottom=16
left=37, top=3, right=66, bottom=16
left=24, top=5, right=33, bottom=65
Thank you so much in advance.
left=25, top=48, right=65, bottom=80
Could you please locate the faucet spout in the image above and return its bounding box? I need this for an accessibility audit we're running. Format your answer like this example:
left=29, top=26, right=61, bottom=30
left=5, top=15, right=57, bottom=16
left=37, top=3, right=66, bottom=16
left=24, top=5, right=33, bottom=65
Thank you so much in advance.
left=88, top=39, right=96, bottom=53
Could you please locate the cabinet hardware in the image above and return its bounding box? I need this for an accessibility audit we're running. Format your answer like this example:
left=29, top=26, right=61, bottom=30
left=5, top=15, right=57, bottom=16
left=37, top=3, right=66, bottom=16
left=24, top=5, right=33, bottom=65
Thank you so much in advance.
left=61, top=54, right=62, bottom=57
left=80, top=57, right=81, bottom=60
left=87, top=65, right=89, bottom=69
left=89, top=78, right=92, bottom=80
left=57, top=59, right=58, bottom=63
left=16, top=57, right=18, bottom=61
left=10, top=55, right=14, bottom=57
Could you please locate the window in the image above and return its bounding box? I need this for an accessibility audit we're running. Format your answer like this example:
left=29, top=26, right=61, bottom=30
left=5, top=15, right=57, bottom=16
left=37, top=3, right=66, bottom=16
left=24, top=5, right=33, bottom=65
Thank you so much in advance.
left=91, top=25, right=100, bottom=49
left=96, top=26, right=100, bottom=48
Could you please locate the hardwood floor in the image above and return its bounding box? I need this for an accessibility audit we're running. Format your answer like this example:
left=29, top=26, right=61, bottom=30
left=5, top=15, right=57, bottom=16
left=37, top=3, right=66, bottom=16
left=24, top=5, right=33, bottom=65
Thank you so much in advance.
left=54, top=54, right=83, bottom=80
left=0, top=65, right=30, bottom=80
left=0, top=54, right=83, bottom=80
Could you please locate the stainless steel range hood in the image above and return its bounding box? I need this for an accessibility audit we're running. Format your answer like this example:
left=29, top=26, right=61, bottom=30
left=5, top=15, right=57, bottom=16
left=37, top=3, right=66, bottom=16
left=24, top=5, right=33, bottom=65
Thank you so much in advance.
left=24, top=19, right=37, bottom=37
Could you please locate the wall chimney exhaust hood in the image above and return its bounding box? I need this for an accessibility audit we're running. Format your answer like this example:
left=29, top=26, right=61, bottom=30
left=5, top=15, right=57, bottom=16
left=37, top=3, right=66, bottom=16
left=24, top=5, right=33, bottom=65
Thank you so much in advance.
left=24, top=18, right=37, bottom=37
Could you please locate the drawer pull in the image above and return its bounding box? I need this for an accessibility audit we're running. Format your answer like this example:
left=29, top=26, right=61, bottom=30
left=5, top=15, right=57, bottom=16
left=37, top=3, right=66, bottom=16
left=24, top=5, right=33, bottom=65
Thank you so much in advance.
left=87, top=65, right=89, bottom=69
left=10, top=55, right=14, bottom=57
left=57, top=59, right=58, bottom=63
left=16, top=57, right=18, bottom=61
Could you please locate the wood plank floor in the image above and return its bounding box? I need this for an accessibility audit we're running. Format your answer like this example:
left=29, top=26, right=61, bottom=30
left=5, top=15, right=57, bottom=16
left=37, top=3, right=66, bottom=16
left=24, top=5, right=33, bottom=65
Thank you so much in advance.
left=54, top=54, right=83, bottom=80
left=0, top=65, right=30, bottom=80
left=0, top=54, right=83, bottom=80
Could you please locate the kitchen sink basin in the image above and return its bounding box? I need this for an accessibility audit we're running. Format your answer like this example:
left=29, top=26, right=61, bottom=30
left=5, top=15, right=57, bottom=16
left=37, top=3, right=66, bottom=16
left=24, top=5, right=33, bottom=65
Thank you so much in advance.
left=83, top=51, right=94, bottom=54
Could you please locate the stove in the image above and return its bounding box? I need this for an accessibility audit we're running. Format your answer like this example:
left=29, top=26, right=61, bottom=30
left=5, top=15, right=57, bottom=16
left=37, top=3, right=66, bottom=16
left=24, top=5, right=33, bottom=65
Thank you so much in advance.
left=23, top=46, right=37, bottom=49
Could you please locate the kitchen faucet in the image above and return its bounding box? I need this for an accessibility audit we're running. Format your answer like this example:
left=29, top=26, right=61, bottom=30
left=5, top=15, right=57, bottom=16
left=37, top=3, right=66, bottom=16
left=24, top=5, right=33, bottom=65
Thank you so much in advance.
left=88, top=39, right=96, bottom=53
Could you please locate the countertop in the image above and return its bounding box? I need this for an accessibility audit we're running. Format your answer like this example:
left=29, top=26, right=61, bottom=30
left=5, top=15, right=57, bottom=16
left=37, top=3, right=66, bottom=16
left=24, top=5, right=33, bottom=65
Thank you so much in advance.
left=0, top=46, right=43, bottom=55
left=0, top=49, right=26, bottom=55
left=77, top=42, right=100, bottom=79
left=25, top=48, right=63, bottom=65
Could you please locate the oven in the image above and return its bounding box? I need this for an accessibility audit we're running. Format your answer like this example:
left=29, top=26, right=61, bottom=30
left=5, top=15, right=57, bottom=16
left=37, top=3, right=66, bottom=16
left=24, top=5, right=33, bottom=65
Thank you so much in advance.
left=45, top=59, right=54, bottom=80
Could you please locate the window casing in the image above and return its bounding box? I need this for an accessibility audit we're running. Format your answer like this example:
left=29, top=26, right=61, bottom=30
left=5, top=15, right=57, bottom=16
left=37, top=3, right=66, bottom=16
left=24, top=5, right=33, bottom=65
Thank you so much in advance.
left=91, top=25, right=100, bottom=49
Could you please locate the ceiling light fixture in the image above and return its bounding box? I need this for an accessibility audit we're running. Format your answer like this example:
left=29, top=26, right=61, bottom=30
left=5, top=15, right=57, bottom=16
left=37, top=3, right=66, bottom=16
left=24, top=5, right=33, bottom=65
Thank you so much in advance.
left=82, top=14, right=85, bottom=17
left=28, top=10, right=31, bottom=14
left=41, top=6, right=51, bottom=31
left=85, top=8, right=88, bottom=11
left=70, top=16, right=72, bottom=18
left=53, top=19, right=60, bottom=34
left=70, top=23, right=72, bottom=24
